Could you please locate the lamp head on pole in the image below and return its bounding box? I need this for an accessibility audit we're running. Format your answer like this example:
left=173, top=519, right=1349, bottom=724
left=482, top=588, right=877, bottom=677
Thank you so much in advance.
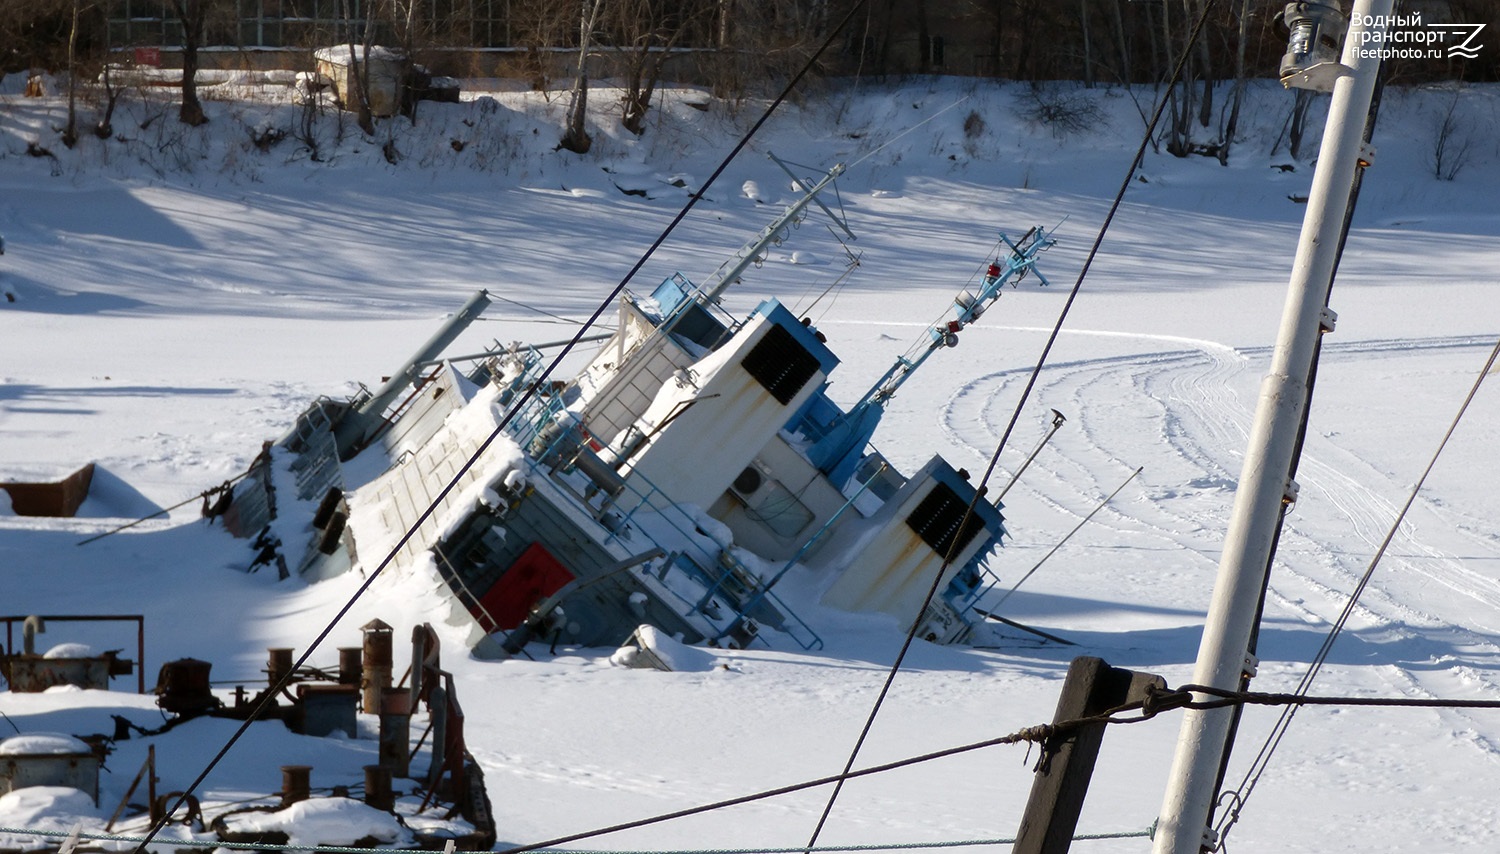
left=1279, top=0, right=1349, bottom=92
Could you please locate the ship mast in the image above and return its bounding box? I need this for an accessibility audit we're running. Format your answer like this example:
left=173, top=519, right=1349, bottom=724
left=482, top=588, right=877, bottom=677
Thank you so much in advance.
left=1153, top=0, right=1393, bottom=850
left=698, top=154, right=854, bottom=304
left=805, top=227, right=1054, bottom=484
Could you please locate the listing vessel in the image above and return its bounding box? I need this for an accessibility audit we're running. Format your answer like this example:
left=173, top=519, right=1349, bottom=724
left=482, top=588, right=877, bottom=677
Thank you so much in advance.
left=216, top=160, right=1054, bottom=657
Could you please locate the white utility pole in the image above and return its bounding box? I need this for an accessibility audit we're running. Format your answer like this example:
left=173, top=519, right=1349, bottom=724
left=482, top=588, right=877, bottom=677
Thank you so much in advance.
left=1153, top=0, right=1393, bottom=850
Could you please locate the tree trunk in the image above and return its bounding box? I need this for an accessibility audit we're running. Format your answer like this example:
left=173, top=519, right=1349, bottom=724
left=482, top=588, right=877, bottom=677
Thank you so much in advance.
left=1144, top=2, right=1162, bottom=83
left=874, top=0, right=897, bottom=78
left=1162, top=0, right=1189, bottom=156
left=917, top=0, right=930, bottom=73
left=397, top=0, right=419, bottom=122
left=96, top=60, right=122, bottom=139
left=711, top=0, right=737, bottom=97
left=1289, top=88, right=1314, bottom=160
left=1080, top=0, right=1094, bottom=88
left=988, top=0, right=1005, bottom=77
left=356, top=0, right=377, bottom=135
left=622, top=58, right=648, bottom=135
left=1193, top=0, right=1213, bottom=128
left=1218, top=0, right=1253, bottom=164
left=1014, top=0, right=1038, bottom=79
left=560, top=0, right=604, bottom=153
left=334, top=0, right=375, bottom=135
left=172, top=0, right=208, bottom=126
left=1109, top=0, right=1130, bottom=87
left=63, top=0, right=80, bottom=147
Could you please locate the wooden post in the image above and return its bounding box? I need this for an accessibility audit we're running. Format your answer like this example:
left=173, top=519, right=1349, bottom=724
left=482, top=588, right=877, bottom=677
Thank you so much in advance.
left=1014, top=657, right=1164, bottom=854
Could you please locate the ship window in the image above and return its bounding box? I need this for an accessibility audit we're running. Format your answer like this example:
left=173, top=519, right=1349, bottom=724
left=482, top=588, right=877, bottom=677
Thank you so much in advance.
left=905, top=483, right=984, bottom=559
left=741, top=479, right=815, bottom=539
left=672, top=303, right=730, bottom=350
left=741, top=324, right=819, bottom=405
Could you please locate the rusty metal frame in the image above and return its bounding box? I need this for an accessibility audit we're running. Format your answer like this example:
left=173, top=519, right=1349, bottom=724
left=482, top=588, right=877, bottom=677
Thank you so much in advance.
left=1, top=614, right=146, bottom=693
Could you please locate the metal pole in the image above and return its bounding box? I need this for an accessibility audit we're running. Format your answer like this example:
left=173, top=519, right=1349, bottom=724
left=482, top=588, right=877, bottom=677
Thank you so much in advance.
left=991, top=465, right=1142, bottom=610
left=136, top=616, right=145, bottom=694
left=1153, top=2, right=1391, bottom=851
left=996, top=409, right=1067, bottom=501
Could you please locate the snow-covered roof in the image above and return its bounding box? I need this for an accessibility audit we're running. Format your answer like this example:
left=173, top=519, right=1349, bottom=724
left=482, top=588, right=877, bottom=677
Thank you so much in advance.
left=312, top=45, right=406, bottom=65
left=0, top=733, right=92, bottom=756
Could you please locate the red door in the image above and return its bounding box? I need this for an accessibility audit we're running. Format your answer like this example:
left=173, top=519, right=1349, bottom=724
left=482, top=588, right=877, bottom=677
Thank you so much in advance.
left=476, top=542, right=576, bottom=629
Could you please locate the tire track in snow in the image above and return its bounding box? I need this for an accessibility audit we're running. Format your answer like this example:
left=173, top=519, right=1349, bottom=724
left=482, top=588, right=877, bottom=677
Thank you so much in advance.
left=938, top=329, right=1500, bottom=762
left=940, top=337, right=1251, bottom=569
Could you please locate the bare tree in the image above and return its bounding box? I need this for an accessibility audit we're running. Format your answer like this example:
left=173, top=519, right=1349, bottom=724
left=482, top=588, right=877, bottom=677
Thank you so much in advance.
left=508, top=0, right=572, bottom=91
left=378, top=0, right=437, bottom=122
left=94, top=27, right=127, bottom=138
left=0, top=0, right=69, bottom=77
left=604, top=0, right=709, bottom=135
left=62, top=0, right=85, bottom=146
left=166, top=0, right=209, bottom=126
left=1217, top=0, right=1254, bottom=164
left=337, top=0, right=379, bottom=135
left=1288, top=87, right=1316, bottom=159
left=560, top=0, right=603, bottom=153
left=1432, top=86, right=1471, bottom=180
left=1190, top=0, right=1213, bottom=129
left=1078, top=0, right=1095, bottom=86
left=1107, top=0, right=1131, bottom=86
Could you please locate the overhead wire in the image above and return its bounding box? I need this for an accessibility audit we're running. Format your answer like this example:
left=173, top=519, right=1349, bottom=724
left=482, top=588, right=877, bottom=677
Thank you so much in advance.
left=480, top=291, right=606, bottom=327
left=792, top=245, right=862, bottom=322
left=887, top=233, right=1008, bottom=371
left=14, top=675, right=1496, bottom=854
left=0, top=827, right=1156, bottom=854
left=779, top=97, right=974, bottom=326
left=76, top=472, right=248, bottom=546
left=491, top=698, right=1165, bottom=854
left=799, top=3, right=1217, bottom=849
left=844, top=96, right=974, bottom=174
left=1177, top=681, right=1500, bottom=712
left=129, top=4, right=873, bottom=852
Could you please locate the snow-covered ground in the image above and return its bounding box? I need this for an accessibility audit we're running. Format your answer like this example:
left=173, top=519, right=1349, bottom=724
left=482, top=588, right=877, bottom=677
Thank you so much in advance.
left=2, top=75, right=1499, bottom=853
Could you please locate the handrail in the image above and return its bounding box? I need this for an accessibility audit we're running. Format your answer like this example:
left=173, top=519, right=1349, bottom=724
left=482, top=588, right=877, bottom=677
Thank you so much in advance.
left=0, top=614, right=147, bottom=693
left=513, top=423, right=822, bottom=650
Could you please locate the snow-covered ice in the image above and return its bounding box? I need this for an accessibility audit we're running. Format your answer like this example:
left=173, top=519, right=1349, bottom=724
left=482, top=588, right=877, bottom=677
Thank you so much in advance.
left=2, top=76, right=1499, bottom=853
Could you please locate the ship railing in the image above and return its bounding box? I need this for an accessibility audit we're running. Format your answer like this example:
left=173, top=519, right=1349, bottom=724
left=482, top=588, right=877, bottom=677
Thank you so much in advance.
left=603, top=482, right=824, bottom=651
left=682, top=552, right=825, bottom=651
left=500, top=380, right=571, bottom=452
left=950, top=547, right=1006, bottom=619
left=631, top=550, right=824, bottom=652
left=517, top=424, right=824, bottom=651
left=466, top=340, right=545, bottom=397
left=286, top=421, right=343, bottom=503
